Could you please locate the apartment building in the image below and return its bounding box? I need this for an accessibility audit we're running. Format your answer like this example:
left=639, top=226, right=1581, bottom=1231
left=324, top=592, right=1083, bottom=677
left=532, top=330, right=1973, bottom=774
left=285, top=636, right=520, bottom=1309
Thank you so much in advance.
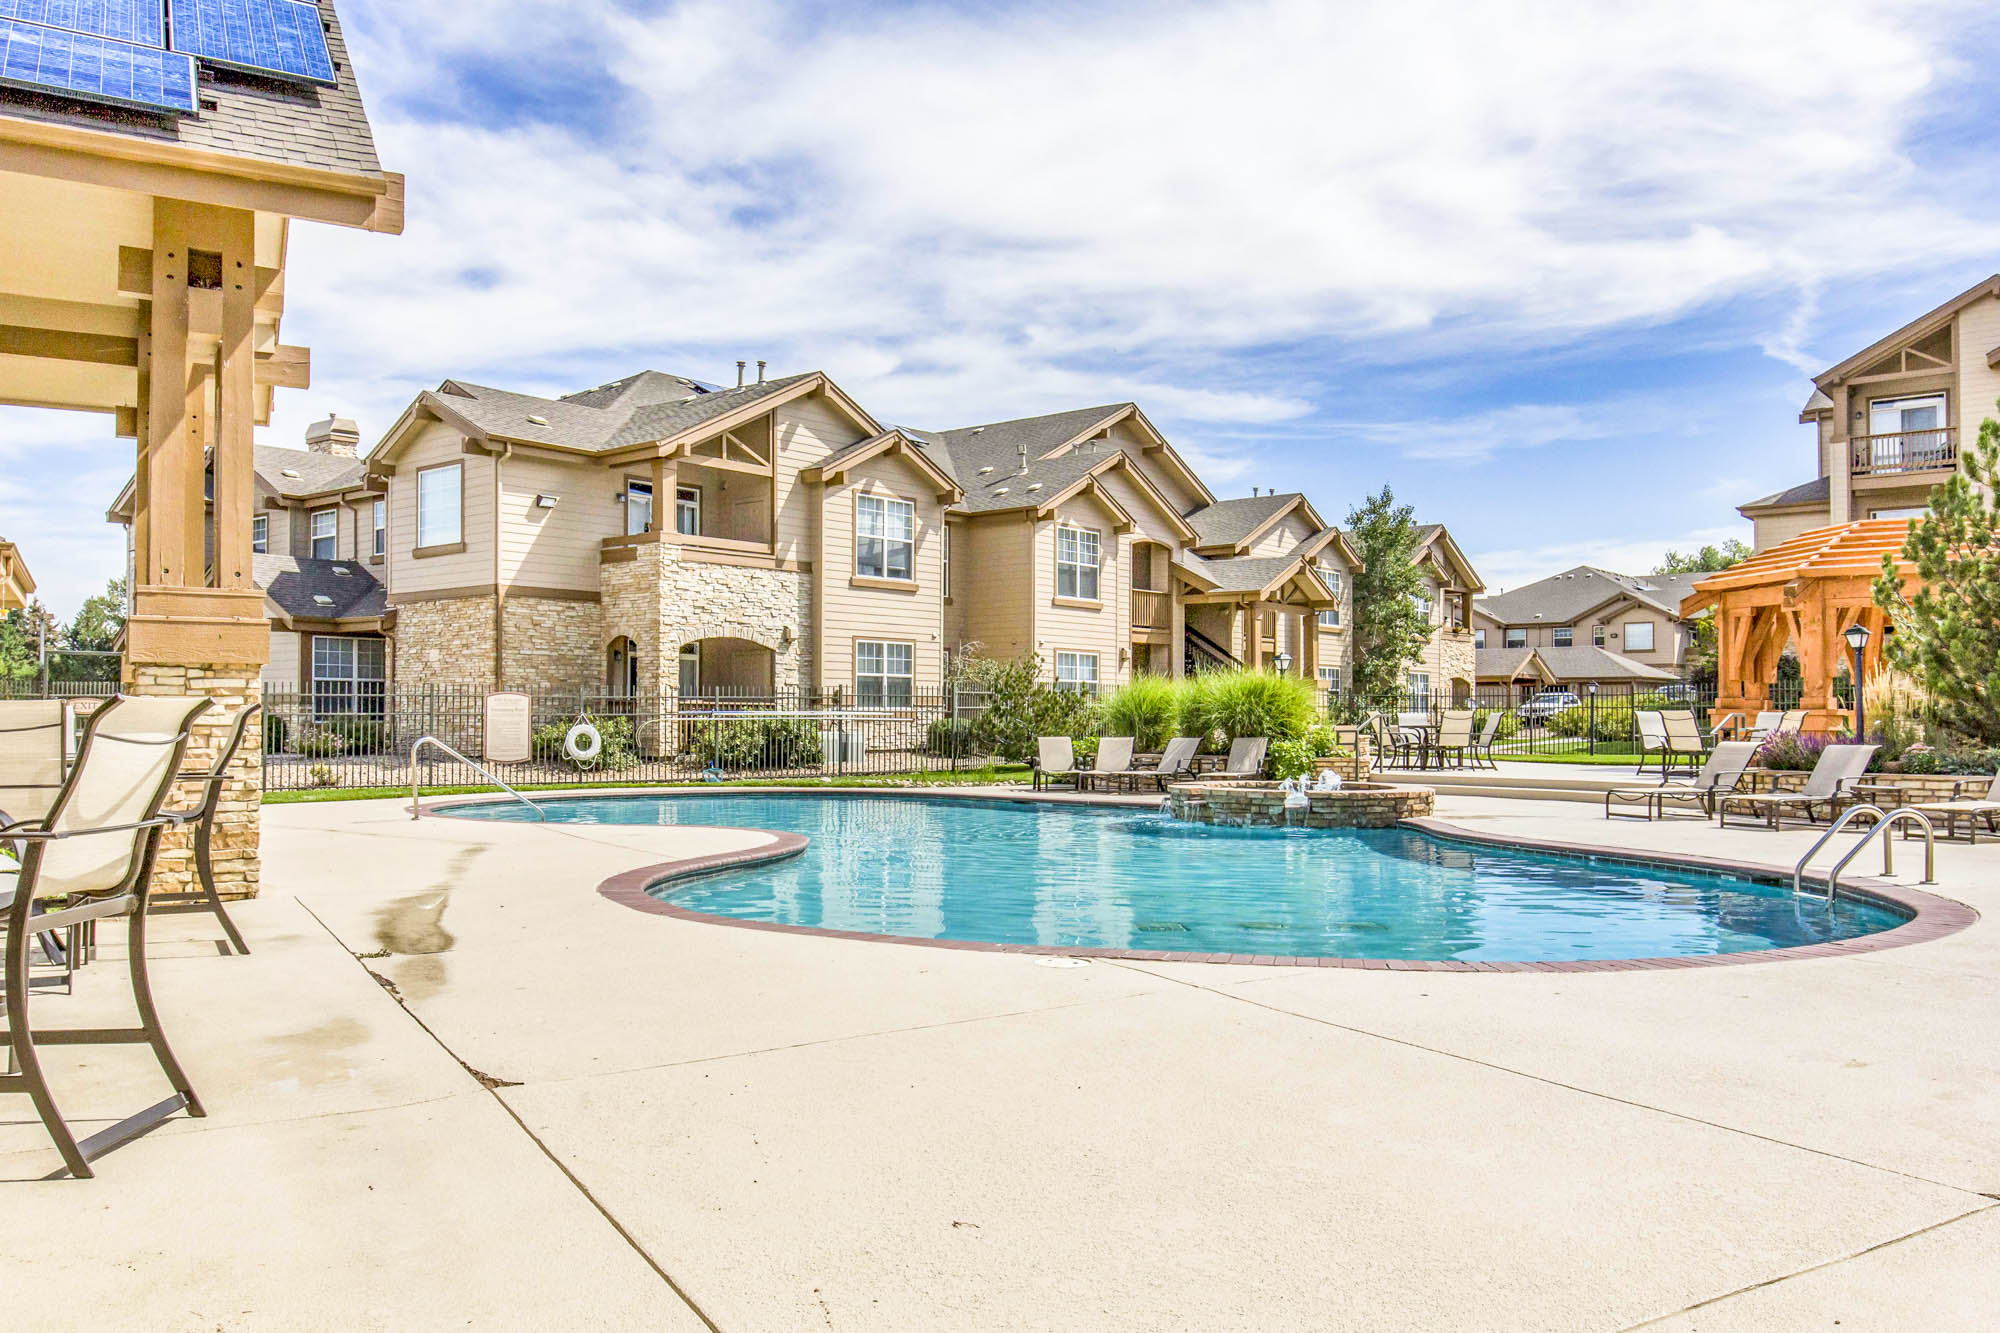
left=109, top=366, right=1483, bottom=706
left=1470, top=566, right=1700, bottom=698
left=1741, top=274, right=2000, bottom=549
left=0, top=538, right=32, bottom=611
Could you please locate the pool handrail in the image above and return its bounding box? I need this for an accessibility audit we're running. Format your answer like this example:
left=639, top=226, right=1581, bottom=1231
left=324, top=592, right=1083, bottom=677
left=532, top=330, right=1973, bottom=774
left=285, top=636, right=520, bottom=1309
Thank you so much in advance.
left=1791, top=804, right=1935, bottom=899
left=408, top=736, right=546, bottom=822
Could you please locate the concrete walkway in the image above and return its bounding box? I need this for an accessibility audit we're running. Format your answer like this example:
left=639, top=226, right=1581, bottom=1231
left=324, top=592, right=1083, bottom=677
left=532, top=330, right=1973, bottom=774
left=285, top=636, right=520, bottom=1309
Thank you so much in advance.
left=5, top=789, right=1996, bottom=1330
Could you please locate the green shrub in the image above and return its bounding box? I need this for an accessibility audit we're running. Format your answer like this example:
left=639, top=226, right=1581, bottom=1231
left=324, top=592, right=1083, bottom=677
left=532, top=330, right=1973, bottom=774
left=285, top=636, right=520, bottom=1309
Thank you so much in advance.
left=1097, top=675, right=1180, bottom=750
left=292, top=724, right=347, bottom=759
left=307, top=764, right=340, bottom=788
left=957, top=653, right=1098, bottom=762
left=925, top=717, right=971, bottom=757
left=532, top=714, right=641, bottom=771
left=262, top=712, right=289, bottom=755
left=1181, top=669, right=1314, bottom=750
left=704, top=716, right=824, bottom=770
left=1473, top=707, right=1519, bottom=742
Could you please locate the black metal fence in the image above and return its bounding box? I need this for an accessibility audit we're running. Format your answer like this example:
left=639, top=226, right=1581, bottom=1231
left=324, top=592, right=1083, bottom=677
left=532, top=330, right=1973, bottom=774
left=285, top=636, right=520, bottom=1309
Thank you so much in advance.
left=261, top=684, right=987, bottom=792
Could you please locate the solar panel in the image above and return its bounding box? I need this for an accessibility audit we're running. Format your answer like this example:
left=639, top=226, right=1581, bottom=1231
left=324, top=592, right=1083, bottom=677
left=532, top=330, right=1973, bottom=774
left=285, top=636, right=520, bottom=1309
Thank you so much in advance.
left=0, top=0, right=166, bottom=48
left=167, top=0, right=333, bottom=86
left=0, top=16, right=195, bottom=112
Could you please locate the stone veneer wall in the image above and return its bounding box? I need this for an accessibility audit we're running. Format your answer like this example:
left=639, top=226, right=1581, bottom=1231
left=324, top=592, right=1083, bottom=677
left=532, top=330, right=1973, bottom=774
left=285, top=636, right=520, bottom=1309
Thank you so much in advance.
left=392, top=596, right=497, bottom=688
left=601, top=544, right=813, bottom=694
left=133, top=663, right=261, bottom=900
left=501, top=596, right=602, bottom=691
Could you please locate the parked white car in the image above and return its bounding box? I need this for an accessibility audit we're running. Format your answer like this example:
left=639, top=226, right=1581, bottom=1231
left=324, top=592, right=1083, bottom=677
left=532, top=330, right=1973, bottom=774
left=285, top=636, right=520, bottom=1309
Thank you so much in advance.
left=1516, top=690, right=1582, bottom=725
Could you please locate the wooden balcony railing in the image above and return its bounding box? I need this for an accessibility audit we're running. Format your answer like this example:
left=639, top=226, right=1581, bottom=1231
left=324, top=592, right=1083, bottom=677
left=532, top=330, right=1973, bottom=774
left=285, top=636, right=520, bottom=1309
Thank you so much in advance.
left=1850, top=427, right=1957, bottom=477
left=1131, top=589, right=1169, bottom=631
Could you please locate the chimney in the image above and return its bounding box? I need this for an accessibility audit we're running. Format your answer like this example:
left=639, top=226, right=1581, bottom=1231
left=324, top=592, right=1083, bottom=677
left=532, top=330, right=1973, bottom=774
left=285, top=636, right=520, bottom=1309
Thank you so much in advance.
left=756, top=360, right=767, bottom=384
left=305, top=414, right=361, bottom=458
left=736, top=360, right=747, bottom=387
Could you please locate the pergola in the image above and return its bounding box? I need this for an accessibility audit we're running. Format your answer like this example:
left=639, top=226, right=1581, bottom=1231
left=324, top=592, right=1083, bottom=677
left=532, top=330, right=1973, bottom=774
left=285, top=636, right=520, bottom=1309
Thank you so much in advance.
left=1682, top=521, right=1917, bottom=734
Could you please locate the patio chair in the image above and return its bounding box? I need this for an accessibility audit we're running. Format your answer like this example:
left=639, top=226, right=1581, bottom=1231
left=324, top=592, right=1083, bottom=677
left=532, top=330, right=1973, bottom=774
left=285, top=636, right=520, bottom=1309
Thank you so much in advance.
left=1902, top=772, right=2000, bottom=844
left=1120, top=737, right=1199, bottom=793
left=1635, top=710, right=1667, bottom=777
left=2, top=694, right=212, bottom=1179
left=1032, top=736, right=1081, bottom=791
left=1716, top=710, right=1782, bottom=744
left=1216, top=736, right=1269, bottom=778
left=1717, top=743, right=1879, bottom=831
left=0, top=701, right=76, bottom=974
left=1430, top=710, right=1475, bottom=770
left=1661, top=711, right=1707, bottom=779
left=1390, top=712, right=1431, bottom=768
left=1469, top=712, right=1503, bottom=770
left=1079, top=736, right=1136, bottom=793
left=149, top=703, right=259, bottom=956
left=1605, top=741, right=1758, bottom=821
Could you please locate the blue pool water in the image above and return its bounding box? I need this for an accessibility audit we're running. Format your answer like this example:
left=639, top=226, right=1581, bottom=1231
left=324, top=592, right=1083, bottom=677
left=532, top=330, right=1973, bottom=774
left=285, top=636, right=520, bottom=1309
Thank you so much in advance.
left=444, top=794, right=1907, bottom=962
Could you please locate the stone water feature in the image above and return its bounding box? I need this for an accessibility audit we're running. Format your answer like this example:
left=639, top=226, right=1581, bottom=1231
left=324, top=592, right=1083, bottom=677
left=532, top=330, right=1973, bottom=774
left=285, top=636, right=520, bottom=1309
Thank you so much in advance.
left=1165, top=779, right=1435, bottom=828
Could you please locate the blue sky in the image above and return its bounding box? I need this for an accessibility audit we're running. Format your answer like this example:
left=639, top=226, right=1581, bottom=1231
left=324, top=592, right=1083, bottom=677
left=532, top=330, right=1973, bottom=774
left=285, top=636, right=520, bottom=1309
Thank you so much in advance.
left=6, top=0, right=2000, bottom=617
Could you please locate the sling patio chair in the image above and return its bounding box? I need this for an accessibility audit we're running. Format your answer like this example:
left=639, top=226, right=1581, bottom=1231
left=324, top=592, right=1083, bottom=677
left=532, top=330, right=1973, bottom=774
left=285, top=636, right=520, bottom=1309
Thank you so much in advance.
left=1469, top=712, right=1503, bottom=770
left=1032, top=736, right=1081, bottom=791
left=1214, top=736, right=1269, bottom=779
left=1717, top=743, right=1879, bottom=831
left=1716, top=710, right=1782, bottom=744
left=1902, top=771, right=2000, bottom=845
left=1429, top=710, right=1476, bottom=770
left=1635, top=710, right=1668, bottom=777
left=2, top=694, right=212, bottom=1179
left=0, top=701, right=77, bottom=979
left=1079, top=737, right=1136, bottom=793
left=1605, top=741, right=1758, bottom=821
left=1660, top=711, right=1708, bottom=779
left=1117, top=737, right=1200, bottom=793
left=150, top=702, right=259, bottom=956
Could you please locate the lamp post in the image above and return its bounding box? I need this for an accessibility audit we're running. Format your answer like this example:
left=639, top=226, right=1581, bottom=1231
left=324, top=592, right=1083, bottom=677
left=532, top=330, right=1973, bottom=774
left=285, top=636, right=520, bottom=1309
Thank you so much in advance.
left=1844, top=623, right=1871, bottom=740
left=1273, top=651, right=1293, bottom=677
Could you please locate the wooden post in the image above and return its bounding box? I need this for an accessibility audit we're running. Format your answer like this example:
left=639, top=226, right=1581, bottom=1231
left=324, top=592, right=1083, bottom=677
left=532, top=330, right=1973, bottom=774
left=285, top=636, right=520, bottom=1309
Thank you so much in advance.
left=1830, top=383, right=1853, bottom=525
left=1169, top=573, right=1186, bottom=679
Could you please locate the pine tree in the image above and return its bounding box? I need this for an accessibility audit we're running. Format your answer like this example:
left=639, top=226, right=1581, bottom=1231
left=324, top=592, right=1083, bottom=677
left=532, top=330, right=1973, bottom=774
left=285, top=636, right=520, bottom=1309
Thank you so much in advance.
left=1872, top=400, right=2000, bottom=744
left=1344, top=486, right=1431, bottom=705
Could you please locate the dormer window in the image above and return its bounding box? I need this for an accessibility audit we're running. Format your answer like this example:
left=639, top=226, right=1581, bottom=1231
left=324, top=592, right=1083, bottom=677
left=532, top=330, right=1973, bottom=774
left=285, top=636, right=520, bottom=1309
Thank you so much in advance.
left=251, top=514, right=268, bottom=554
left=309, top=507, right=337, bottom=560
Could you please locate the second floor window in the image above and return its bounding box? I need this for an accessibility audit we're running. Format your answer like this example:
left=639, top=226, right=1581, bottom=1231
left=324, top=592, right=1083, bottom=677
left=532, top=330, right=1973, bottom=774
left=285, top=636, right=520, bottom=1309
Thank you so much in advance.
left=1504, top=628, right=1526, bottom=649
left=1318, top=666, right=1342, bottom=695
left=417, top=463, right=462, bottom=549
left=1412, top=591, right=1433, bottom=623
left=1552, top=627, right=1573, bottom=647
left=676, top=486, right=701, bottom=536
left=625, top=480, right=654, bottom=535
left=1055, top=524, right=1100, bottom=600
left=1473, top=628, right=1486, bottom=649
left=1593, top=624, right=1606, bottom=647
left=1624, top=622, right=1655, bottom=652
left=309, top=507, right=337, bottom=560
left=251, top=514, right=267, bottom=554
left=855, top=494, right=915, bottom=580
left=372, top=500, right=386, bottom=557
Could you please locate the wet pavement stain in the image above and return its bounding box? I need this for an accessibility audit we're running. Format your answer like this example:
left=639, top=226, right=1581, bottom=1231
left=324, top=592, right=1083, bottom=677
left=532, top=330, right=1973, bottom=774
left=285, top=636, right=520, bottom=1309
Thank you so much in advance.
left=370, top=847, right=476, bottom=1003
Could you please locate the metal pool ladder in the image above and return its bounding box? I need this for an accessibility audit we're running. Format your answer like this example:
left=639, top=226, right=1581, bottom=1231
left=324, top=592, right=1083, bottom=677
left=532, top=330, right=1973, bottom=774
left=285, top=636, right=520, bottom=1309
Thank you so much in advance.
left=408, top=736, right=547, bottom=822
left=1791, top=805, right=1934, bottom=900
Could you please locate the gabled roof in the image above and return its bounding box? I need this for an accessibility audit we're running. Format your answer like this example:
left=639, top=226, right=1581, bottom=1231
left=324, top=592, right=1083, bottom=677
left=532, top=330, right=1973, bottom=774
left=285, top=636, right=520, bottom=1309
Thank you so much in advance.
left=1413, top=523, right=1485, bottom=592
left=805, top=429, right=963, bottom=500
left=1740, top=476, right=1831, bottom=513
left=1534, top=646, right=1677, bottom=683
left=108, top=443, right=371, bottom=520
left=256, top=554, right=385, bottom=623
left=1474, top=647, right=1547, bottom=682
left=1185, top=492, right=1326, bottom=553
left=1475, top=566, right=1702, bottom=626
left=928, top=402, right=1214, bottom=514
left=1186, top=552, right=1337, bottom=605
left=1817, top=274, right=2000, bottom=386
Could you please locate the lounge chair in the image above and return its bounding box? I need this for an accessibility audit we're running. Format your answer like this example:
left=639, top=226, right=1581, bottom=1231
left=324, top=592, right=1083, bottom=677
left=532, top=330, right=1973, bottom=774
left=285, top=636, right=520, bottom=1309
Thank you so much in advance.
left=150, top=703, right=259, bottom=955
left=1079, top=736, right=1136, bottom=793
left=2, top=694, right=211, bottom=1178
left=1716, top=710, right=1782, bottom=744
left=1215, top=736, right=1269, bottom=778
left=1661, top=711, right=1707, bottom=778
left=0, top=700, right=68, bottom=832
left=1717, top=743, right=1879, bottom=830
left=1469, top=712, right=1503, bottom=770
left=1903, top=772, right=2000, bottom=844
left=1120, top=737, right=1199, bottom=793
left=1032, top=736, right=1081, bottom=791
left=1430, top=710, right=1475, bottom=770
left=1635, top=710, right=1667, bottom=777
left=1605, top=741, right=1758, bottom=821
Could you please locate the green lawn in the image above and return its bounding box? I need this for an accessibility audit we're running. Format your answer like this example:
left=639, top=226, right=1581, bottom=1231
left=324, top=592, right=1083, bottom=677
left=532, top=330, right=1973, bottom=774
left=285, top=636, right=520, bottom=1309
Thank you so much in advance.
left=263, top=764, right=1035, bottom=804
left=1491, top=750, right=1652, bottom=766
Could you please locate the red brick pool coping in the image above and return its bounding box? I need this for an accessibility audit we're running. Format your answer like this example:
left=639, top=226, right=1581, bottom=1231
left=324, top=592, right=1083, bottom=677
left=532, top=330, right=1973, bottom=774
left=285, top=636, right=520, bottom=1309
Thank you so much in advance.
left=442, top=787, right=1979, bottom=972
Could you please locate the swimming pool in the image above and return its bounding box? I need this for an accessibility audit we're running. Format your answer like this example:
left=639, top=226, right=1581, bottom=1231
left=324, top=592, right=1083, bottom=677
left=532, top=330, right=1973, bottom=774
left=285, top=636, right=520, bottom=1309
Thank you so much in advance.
left=442, top=792, right=1914, bottom=964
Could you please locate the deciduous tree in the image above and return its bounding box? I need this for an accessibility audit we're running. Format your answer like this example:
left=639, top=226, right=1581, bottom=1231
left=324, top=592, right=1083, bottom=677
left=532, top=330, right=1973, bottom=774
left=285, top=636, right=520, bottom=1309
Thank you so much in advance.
left=1344, top=486, right=1431, bottom=704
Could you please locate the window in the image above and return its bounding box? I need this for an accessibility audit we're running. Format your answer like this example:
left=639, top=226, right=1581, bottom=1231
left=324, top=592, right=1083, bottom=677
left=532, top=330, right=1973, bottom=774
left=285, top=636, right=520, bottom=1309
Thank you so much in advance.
left=625, top=479, right=654, bottom=536
left=942, top=525, right=951, bottom=598
left=1592, top=624, right=1606, bottom=647
left=1318, top=666, right=1342, bottom=696
left=1055, top=651, right=1100, bottom=696
left=1055, top=524, right=1101, bottom=600
left=1624, top=621, right=1655, bottom=652
left=676, top=486, right=701, bottom=536
left=1865, top=394, right=1950, bottom=472
left=855, top=640, right=914, bottom=705
left=1870, top=506, right=1929, bottom=521
left=1504, top=628, right=1526, bottom=649
left=1318, top=607, right=1341, bottom=629
left=310, top=636, right=386, bottom=718
left=251, top=514, right=268, bottom=554
left=1412, top=591, right=1433, bottom=623
left=1407, top=671, right=1431, bottom=712
left=309, top=507, right=337, bottom=560
left=1552, top=627, right=1573, bottom=647
left=1473, top=628, right=1486, bottom=649
left=1317, top=571, right=1342, bottom=628
left=371, top=500, right=386, bottom=557
left=417, top=463, right=462, bottom=548
left=855, top=494, right=916, bottom=580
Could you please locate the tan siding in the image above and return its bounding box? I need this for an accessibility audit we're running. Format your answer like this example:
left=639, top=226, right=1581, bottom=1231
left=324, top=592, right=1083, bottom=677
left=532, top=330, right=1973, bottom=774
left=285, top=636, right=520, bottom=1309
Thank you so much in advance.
left=1246, top=511, right=1318, bottom=558
left=386, top=419, right=492, bottom=596
left=1033, top=492, right=1126, bottom=688
left=816, top=452, right=947, bottom=692
left=497, top=452, right=619, bottom=592
left=774, top=393, right=869, bottom=564
left=952, top=516, right=1034, bottom=660
left=1105, top=419, right=1206, bottom=514
left=263, top=627, right=301, bottom=686
left=1958, top=297, right=2000, bottom=432
left=1754, top=508, right=1829, bottom=552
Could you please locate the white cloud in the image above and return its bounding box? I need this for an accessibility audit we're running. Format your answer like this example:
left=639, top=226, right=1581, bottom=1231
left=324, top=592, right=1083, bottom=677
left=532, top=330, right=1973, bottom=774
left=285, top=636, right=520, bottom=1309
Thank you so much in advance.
left=1329, top=403, right=1626, bottom=462
left=1471, top=524, right=1754, bottom=594
left=0, top=406, right=131, bottom=620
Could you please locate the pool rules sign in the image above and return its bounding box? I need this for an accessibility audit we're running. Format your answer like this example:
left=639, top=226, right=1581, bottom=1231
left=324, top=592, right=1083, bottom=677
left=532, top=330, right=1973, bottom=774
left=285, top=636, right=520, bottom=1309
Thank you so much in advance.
left=484, top=692, right=533, bottom=764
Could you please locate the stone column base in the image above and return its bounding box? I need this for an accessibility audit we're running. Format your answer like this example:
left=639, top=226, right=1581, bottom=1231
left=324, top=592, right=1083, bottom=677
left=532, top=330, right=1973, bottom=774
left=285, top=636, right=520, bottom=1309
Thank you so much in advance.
left=130, top=663, right=263, bottom=900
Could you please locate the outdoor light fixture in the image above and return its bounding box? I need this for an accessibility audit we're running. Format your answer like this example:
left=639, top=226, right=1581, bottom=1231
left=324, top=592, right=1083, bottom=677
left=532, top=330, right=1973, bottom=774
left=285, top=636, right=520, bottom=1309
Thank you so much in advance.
left=534, top=494, right=559, bottom=509
left=1274, top=652, right=1294, bottom=673
left=1845, top=623, right=1871, bottom=739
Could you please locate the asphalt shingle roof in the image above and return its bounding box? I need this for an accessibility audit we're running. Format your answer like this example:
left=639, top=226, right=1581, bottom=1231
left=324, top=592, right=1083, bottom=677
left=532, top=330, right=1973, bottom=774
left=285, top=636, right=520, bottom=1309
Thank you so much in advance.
left=1195, top=554, right=1308, bottom=594
left=255, top=553, right=384, bottom=621
left=1742, top=476, right=1832, bottom=510
left=428, top=374, right=815, bottom=455
left=1475, top=566, right=1700, bottom=625
left=1185, top=493, right=1300, bottom=548
left=1534, top=646, right=1676, bottom=683
left=255, top=445, right=367, bottom=498
left=0, top=1, right=382, bottom=180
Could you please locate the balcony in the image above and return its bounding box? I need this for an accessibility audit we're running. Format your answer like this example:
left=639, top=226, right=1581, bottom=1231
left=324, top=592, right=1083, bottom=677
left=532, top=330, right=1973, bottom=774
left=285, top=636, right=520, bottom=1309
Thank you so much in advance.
left=1131, top=589, right=1170, bottom=632
left=1850, top=427, right=1956, bottom=478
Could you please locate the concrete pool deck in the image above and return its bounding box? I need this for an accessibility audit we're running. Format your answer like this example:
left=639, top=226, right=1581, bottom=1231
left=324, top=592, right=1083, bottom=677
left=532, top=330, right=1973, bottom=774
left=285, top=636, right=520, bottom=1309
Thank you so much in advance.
left=4, top=788, right=1997, bottom=1330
